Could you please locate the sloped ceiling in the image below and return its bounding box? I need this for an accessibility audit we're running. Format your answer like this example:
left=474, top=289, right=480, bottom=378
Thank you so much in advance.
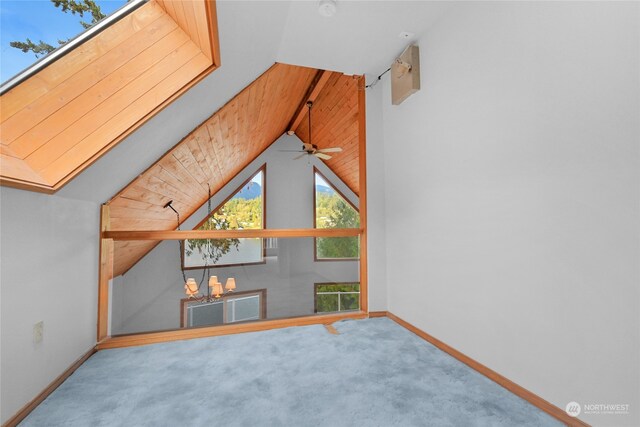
left=277, top=1, right=453, bottom=75
left=0, top=0, right=219, bottom=193
left=55, top=1, right=451, bottom=204
left=294, top=73, right=360, bottom=194
left=108, top=63, right=319, bottom=276
left=58, top=0, right=292, bottom=204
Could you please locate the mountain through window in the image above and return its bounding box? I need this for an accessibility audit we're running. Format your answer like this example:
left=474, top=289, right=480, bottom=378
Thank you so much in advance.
left=183, top=167, right=265, bottom=268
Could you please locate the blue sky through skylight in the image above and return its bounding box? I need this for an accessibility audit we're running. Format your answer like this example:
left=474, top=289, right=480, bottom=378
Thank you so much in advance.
left=0, top=0, right=126, bottom=84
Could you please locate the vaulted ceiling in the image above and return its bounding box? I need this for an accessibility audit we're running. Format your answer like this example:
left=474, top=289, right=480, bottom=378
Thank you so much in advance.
left=107, top=62, right=361, bottom=276
left=294, top=73, right=360, bottom=194
left=0, top=0, right=219, bottom=193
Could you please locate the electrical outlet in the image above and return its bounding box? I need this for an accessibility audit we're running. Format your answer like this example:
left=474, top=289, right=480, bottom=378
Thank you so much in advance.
left=33, top=321, right=44, bottom=344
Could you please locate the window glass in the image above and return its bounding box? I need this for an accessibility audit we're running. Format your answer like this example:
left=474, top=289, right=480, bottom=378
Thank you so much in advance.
left=315, top=283, right=360, bottom=313
left=184, top=168, right=264, bottom=268
left=1, top=0, right=127, bottom=84
left=315, top=171, right=360, bottom=259
left=184, top=291, right=264, bottom=327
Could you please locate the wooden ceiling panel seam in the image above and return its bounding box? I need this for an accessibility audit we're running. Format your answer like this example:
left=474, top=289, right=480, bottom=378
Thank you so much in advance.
left=185, top=132, right=211, bottom=188
left=108, top=64, right=342, bottom=273
left=0, top=1, right=165, bottom=122
left=156, top=161, right=207, bottom=202
left=5, top=13, right=179, bottom=153
left=110, top=208, right=173, bottom=221
left=294, top=73, right=360, bottom=195
left=171, top=0, right=189, bottom=35
left=205, top=122, right=224, bottom=183
left=314, top=113, right=358, bottom=143
left=190, top=130, right=221, bottom=186
left=157, top=0, right=214, bottom=62
left=127, top=186, right=193, bottom=215
left=160, top=148, right=209, bottom=192
left=154, top=0, right=167, bottom=12
left=171, top=146, right=208, bottom=187
left=22, top=32, right=193, bottom=169
left=1, top=0, right=220, bottom=193
left=37, top=47, right=208, bottom=183
left=144, top=169, right=201, bottom=204
left=46, top=50, right=215, bottom=190
left=182, top=2, right=202, bottom=50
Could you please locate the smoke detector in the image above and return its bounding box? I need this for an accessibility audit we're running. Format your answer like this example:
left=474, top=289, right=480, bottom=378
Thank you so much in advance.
left=318, top=0, right=337, bottom=17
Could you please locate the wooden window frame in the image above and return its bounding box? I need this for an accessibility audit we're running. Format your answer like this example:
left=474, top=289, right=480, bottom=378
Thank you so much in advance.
left=314, top=282, right=360, bottom=314
left=180, top=289, right=267, bottom=328
left=313, top=167, right=360, bottom=262
left=182, top=164, right=267, bottom=270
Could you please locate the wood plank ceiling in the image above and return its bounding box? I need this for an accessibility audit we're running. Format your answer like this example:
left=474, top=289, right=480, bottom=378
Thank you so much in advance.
left=0, top=0, right=219, bottom=193
left=108, top=63, right=361, bottom=277
left=109, top=63, right=318, bottom=276
left=294, top=73, right=360, bottom=195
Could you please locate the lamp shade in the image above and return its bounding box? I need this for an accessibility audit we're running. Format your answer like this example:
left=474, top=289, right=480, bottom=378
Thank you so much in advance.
left=212, top=282, right=223, bottom=297
left=185, top=278, right=198, bottom=297
left=208, top=276, right=218, bottom=288
left=225, top=278, right=236, bottom=291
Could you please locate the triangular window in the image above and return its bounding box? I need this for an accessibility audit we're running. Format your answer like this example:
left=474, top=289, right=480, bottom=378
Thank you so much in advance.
left=184, top=166, right=265, bottom=268
left=314, top=169, right=360, bottom=260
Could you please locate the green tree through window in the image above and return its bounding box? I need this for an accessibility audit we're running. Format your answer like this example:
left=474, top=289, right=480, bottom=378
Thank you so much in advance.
left=315, top=283, right=360, bottom=313
left=184, top=168, right=264, bottom=268
left=315, top=170, right=360, bottom=259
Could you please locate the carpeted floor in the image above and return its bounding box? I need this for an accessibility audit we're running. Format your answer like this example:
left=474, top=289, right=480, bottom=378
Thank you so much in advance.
left=20, top=318, right=562, bottom=426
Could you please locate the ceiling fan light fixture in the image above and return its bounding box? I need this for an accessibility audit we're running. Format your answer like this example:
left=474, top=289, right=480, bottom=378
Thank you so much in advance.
left=318, top=0, right=337, bottom=17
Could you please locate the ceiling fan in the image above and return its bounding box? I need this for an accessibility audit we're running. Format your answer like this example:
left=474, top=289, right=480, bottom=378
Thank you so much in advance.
left=283, top=101, right=342, bottom=161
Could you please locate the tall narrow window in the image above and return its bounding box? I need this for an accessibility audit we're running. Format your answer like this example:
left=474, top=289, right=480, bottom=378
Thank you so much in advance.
left=314, top=169, right=360, bottom=260
left=183, top=166, right=265, bottom=269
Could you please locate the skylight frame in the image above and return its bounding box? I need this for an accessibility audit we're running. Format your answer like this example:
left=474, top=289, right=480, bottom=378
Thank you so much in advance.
left=0, top=0, right=148, bottom=95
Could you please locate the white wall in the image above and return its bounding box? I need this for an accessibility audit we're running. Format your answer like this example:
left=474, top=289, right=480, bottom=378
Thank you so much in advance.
left=0, top=187, right=99, bottom=424
left=381, top=2, right=639, bottom=426
left=365, top=81, right=388, bottom=312
left=112, top=135, right=361, bottom=334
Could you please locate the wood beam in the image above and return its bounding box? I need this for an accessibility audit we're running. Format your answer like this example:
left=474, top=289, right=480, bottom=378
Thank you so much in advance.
left=357, top=76, right=368, bottom=313
left=97, top=205, right=113, bottom=342
left=287, top=70, right=333, bottom=135
left=97, top=311, right=368, bottom=349
left=104, top=228, right=362, bottom=241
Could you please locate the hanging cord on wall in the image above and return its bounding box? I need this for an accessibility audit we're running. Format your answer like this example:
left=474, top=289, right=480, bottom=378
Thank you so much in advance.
left=164, top=200, right=188, bottom=284
left=364, top=67, right=391, bottom=90
left=165, top=183, right=213, bottom=291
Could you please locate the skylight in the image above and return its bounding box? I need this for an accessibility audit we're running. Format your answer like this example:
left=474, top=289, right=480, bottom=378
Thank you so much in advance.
left=0, top=0, right=135, bottom=88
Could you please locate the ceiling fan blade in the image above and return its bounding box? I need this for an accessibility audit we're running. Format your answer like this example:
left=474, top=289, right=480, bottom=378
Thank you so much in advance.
left=317, top=147, right=342, bottom=153
left=278, top=150, right=305, bottom=152
left=314, top=153, right=332, bottom=160
left=293, top=153, right=308, bottom=160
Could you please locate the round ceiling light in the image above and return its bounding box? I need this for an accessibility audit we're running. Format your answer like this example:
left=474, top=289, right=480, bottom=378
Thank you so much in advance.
left=318, top=0, right=337, bottom=17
